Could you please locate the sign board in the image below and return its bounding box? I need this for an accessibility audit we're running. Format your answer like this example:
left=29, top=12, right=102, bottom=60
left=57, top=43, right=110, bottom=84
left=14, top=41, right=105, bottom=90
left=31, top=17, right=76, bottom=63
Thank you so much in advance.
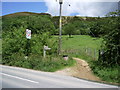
left=26, top=29, right=31, bottom=39
left=44, top=46, right=51, bottom=50
left=43, top=45, right=51, bottom=58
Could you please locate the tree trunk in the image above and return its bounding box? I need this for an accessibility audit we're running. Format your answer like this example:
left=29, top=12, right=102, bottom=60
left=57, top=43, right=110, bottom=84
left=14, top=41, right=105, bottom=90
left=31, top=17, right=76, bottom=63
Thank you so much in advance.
left=69, top=34, right=71, bottom=38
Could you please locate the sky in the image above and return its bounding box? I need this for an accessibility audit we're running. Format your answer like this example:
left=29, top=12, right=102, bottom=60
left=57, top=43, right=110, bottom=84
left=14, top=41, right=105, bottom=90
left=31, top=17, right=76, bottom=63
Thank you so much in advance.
left=1, top=0, right=119, bottom=17
left=2, top=2, right=47, bottom=15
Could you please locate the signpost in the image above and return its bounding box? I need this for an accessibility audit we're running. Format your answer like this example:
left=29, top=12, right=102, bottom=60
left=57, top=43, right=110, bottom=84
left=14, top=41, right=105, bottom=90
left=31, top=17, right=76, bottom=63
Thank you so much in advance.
left=43, top=45, right=51, bottom=58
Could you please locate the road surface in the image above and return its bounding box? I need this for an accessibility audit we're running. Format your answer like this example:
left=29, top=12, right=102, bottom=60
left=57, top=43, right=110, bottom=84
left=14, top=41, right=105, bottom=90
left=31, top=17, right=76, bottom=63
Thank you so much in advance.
left=0, top=65, right=118, bottom=88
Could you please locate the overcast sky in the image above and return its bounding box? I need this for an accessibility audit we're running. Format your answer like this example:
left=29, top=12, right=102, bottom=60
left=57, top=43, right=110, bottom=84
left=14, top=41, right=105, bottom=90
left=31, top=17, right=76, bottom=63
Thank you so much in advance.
left=1, top=0, right=119, bottom=17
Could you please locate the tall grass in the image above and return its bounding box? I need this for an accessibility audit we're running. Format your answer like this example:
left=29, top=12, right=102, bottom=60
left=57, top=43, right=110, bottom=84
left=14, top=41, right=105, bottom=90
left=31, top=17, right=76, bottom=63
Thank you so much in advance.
left=3, top=53, right=76, bottom=72
left=90, top=61, right=119, bottom=84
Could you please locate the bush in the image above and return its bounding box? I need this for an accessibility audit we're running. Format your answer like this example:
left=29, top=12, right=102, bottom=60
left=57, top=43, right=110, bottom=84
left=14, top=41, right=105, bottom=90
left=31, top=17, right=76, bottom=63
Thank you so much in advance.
left=98, top=11, right=120, bottom=66
left=2, top=14, right=57, bottom=61
left=2, top=27, right=57, bottom=61
left=91, top=61, right=119, bottom=83
left=3, top=53, right=75, bottom=72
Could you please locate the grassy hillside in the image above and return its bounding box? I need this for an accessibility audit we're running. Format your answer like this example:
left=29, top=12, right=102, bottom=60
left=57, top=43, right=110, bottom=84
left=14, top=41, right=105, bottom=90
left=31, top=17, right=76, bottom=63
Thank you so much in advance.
left=3, top=12, right=100, bottom=30
left=3, top=12, right=51, bottom=17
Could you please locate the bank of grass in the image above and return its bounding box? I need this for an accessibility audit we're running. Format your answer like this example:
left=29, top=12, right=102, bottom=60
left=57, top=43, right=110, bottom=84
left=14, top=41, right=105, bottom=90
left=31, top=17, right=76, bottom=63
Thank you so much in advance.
left=3, top=53, right=76, bottom=72
left=90, top=62, right=119, bottom=84
left=61, top=35, right=119, bottom=84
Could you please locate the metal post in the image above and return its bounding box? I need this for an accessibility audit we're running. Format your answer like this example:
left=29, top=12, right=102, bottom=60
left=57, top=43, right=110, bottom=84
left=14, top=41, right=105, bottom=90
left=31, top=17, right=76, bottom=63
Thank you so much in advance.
left=43, top=45, right=46, bottom=58
left=26, top=39, right=29, bottom=56
left=43, top=49, right=46, bottom=58
left=58, top=2, right=62, bottom=55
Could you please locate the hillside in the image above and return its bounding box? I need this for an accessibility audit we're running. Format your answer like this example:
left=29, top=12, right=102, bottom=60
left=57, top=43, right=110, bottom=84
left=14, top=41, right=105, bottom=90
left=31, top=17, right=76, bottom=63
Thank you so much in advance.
left=2, top=12, right=100, bottom=28
left=2, top=12, right=109, bottom=37
left=3, top=12, right=51, bottom=17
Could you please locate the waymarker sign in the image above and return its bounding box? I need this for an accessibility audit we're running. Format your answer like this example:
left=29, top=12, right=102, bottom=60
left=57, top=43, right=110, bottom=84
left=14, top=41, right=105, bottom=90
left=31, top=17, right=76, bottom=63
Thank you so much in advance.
left=26, top=29, right=31, bottom=39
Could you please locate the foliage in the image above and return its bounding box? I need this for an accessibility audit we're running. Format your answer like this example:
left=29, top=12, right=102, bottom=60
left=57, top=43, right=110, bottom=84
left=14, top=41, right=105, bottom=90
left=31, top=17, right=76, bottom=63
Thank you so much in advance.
left=2, top=27, right=57, bottom=60
left=98, top=11, right=120, bottom=66
left=2, top=14, right=57, bottom=61
left=89, top=20, right=102, bottom=37
left=63, top=20, right=91, bottom=36
left=2, top=11, right=120, bottom=83
left=2, top=15, right=55, bottom=34
left=57, top=34, right=118, bottom=84
left=91, top=61, right=119, bottom=83
left=61, top=35, right=119, bottom=83
left=2, top=53, right=75, bottom=72
left=63, top=23, right=76, bottom=37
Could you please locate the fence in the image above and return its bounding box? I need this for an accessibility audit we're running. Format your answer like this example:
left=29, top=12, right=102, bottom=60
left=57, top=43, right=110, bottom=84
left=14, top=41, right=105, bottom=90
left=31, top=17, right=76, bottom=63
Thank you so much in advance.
left=62, top=47, right=99, bottom=60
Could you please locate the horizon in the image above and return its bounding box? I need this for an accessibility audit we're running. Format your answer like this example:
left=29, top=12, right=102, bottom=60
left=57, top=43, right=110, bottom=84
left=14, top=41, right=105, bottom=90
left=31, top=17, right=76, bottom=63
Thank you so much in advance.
left=2, top=11, right=110, bottom=17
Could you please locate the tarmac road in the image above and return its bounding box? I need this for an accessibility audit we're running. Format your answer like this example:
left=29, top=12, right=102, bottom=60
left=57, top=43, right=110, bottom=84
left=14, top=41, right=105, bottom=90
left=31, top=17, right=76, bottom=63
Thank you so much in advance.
left=0, top=65, right=118, bottom=88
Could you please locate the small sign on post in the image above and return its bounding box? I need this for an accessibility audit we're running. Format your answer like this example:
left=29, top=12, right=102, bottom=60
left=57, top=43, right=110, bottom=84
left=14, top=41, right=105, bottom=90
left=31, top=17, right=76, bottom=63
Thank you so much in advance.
left=25, top=29, right=31, bottom=58
left=26, top=29, right=31, bottom=39
left=43, top=45, right=51, bottom=58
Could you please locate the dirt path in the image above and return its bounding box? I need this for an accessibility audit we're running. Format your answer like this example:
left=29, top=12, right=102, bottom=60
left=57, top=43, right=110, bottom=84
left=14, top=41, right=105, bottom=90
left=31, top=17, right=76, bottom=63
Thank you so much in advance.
left=55, top=57, right=101, bottom=82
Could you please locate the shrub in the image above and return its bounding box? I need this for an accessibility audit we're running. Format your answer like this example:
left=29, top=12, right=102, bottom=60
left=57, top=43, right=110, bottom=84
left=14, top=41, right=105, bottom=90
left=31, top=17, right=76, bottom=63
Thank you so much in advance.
left=2, top=27, right=57, bottom=61
left=3, top=53, right=75, bottom=72
left=98, top=11, right=120, bottom=66
left=91, top=61, right=119, bottom=83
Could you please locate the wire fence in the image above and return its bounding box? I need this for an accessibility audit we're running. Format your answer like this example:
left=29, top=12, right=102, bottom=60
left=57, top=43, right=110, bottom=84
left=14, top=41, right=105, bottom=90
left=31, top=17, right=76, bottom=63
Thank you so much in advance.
left=62, top=47, right=100, bottom=60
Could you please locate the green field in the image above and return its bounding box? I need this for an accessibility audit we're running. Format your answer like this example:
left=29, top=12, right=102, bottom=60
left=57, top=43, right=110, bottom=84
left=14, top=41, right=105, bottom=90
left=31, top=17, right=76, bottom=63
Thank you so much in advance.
left=62, top=35, right=102, bottom=50
left=60, top=35, right=103, bottom=61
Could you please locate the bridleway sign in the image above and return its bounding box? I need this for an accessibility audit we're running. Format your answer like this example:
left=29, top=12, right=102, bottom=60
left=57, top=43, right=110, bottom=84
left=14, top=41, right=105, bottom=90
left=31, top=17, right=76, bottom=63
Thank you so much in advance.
left=26, top=29, right=31, bottom=39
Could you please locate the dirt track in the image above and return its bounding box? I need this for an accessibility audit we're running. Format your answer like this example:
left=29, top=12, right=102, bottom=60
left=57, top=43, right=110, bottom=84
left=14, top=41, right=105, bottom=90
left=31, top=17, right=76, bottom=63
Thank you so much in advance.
left=55, top=57, right=101, bottom=82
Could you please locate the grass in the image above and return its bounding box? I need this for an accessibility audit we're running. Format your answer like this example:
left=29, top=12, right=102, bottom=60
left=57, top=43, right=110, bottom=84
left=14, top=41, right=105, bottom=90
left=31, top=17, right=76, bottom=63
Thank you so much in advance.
left=91, top=62, right=119, bottom=84
left=2, top=53, right=76, bottom=72
left=61, top=35, right=102, bottom=61
left=62, top=35, right=102, bottom=50
left=60, top=35, right=119, bottom=84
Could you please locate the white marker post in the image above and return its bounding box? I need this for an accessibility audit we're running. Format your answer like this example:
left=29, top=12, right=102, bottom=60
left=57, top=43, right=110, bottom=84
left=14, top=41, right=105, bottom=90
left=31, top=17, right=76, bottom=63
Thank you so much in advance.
left=43, top=45, right=51, bottom=58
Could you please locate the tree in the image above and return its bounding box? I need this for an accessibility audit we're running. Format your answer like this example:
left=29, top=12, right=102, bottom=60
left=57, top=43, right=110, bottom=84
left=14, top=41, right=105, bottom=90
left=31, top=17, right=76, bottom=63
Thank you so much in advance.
left=98, top=11, right=120, bottom=66
left=64, top=23, right=75, bottom=37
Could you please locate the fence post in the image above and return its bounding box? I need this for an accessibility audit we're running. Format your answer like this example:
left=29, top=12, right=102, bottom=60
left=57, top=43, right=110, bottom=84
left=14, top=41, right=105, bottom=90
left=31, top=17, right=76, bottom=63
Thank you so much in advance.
left=94, top=49, right=96, bottom=60
left=85, top=46, right=87, bottom=54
